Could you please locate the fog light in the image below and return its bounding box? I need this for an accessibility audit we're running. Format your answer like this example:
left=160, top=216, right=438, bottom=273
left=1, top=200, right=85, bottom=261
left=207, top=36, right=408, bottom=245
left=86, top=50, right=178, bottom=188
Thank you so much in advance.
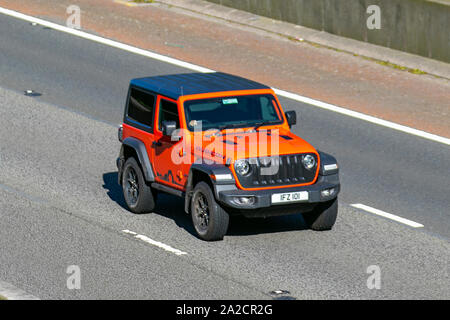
left=234, top=196, right=255, bottom=205
left=321, top=188, right=335, bottom=197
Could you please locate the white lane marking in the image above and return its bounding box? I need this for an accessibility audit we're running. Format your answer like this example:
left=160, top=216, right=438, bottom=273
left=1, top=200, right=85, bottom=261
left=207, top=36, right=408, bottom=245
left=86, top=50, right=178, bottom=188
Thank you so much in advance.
left=274, top=89, right=450, bottom=146
left=0, top=7, right=449, bottom=146
left=122, top=230, right=188, bottom=256
left=351, top=203, right=424, bottom=228
left=122, top=229, right=138, bottom=235
left=0, top=280, right=40, bottom=300
left=0, top=7, right=213, bottom=73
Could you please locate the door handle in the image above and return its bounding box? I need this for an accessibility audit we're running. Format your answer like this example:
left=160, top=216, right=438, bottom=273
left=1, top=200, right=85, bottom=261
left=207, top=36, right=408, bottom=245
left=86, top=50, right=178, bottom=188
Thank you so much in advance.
left=152, top=141, right=162, bottom=147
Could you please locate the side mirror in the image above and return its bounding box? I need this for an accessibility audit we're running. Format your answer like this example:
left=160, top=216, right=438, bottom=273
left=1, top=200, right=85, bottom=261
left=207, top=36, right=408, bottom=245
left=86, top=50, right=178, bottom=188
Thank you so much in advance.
left=162, top=121, right=181, bottom=141
left=285, top=110, right=297, bottom=127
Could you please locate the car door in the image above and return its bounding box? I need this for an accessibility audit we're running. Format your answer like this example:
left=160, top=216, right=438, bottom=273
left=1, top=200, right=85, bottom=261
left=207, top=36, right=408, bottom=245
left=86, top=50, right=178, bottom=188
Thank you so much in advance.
left=152, top=96, right=187, bottom=190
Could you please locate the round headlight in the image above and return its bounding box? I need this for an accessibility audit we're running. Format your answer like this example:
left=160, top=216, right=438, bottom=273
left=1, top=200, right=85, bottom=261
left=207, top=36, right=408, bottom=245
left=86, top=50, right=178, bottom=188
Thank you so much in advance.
left=302, top=155, right=316, bottom=170
left=235, top=159, right=250, bottom=176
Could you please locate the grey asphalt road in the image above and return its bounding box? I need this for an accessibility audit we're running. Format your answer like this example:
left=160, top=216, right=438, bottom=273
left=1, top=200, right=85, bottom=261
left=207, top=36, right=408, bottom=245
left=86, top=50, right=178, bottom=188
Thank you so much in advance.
left=0, top=14, right=449, bottom=299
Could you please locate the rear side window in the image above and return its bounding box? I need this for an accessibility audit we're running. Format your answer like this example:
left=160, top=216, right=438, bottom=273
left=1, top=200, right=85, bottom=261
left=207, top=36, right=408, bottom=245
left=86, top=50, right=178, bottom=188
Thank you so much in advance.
left=158, top=99, right=180, bottom=130
left=127, top=88, right=155, bottom=127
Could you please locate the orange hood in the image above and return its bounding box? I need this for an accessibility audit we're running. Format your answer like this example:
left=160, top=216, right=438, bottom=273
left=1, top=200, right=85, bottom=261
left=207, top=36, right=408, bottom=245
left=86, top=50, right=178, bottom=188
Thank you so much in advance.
left=193, top=128, right=317, bottom=163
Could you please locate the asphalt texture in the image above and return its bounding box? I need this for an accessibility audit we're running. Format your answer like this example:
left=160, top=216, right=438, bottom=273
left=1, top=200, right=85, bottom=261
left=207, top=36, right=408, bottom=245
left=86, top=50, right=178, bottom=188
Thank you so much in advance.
left=0, top=14, right=449, bottom=299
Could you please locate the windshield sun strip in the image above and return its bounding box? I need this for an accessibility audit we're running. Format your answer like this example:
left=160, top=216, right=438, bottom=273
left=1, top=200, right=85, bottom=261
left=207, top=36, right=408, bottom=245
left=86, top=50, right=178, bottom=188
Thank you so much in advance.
left=182, top=94, right=285, bottom=132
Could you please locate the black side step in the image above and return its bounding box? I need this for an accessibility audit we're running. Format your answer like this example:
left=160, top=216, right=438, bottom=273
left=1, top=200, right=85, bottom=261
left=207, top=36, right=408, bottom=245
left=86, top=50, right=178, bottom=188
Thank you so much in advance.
left=151, top=182, right=185, bottom=198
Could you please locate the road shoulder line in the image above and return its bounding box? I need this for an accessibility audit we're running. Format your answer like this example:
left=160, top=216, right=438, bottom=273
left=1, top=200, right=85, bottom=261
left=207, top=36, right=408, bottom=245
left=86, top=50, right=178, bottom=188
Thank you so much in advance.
left=122, top=230, right=188, bottom=256
left=0, top=6, right=448, bottom=146
left=0, top=281, right=40, bottom=300
left=351, top=203, right=424, bottom=228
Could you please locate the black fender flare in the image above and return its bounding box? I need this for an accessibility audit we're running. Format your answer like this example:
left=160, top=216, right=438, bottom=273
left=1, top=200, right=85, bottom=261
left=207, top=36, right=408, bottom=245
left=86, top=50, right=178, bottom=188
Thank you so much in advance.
left=118, top=137, right=155, bottom=184
left=184, top=164, right=235, bottom=213
left=317, top=151, right=339, bottom=176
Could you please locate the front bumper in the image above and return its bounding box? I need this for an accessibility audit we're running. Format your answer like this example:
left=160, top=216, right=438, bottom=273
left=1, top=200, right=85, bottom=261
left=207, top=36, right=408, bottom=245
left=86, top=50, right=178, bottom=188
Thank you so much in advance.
left=215, top=173, right=340, bottom=217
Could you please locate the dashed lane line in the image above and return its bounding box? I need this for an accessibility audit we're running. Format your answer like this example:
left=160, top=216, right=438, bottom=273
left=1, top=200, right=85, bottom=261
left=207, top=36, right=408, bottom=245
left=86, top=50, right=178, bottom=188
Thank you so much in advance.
left=351, top=203, right=424, bottom=228
left=122, top=230, right=188, bottom=256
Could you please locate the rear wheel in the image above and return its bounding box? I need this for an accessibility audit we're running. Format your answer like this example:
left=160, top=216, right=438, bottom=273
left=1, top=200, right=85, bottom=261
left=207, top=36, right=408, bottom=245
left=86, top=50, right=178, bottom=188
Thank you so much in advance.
left=122, top=157, right=156, bottom=214
left=191, top=182, right=229, bottom=241
left=303, top=198, right=338, bottom=231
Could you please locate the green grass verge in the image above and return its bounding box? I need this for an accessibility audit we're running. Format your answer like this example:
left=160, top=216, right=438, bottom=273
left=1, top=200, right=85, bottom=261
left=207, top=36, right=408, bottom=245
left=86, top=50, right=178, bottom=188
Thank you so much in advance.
left=127, top=0, right=438, bottom=79
left=286, top=37, right=430, bottom=77
left=0, top=295, right=7, bottom=300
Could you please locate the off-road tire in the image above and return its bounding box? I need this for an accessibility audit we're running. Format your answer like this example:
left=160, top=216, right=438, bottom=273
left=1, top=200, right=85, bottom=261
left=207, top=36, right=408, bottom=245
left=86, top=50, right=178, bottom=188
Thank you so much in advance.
left=303, top=198, right=338, bottom=231
left=191, top=182, right=229, bottom=241
left=122, top=157, right=156, bottom=214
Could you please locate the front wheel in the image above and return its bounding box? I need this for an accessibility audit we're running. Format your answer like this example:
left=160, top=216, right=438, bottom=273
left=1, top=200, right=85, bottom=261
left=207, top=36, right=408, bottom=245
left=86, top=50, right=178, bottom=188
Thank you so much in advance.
left=303, top=198, right=338, bottom=231
left=191, top=182, right=229, bottom=241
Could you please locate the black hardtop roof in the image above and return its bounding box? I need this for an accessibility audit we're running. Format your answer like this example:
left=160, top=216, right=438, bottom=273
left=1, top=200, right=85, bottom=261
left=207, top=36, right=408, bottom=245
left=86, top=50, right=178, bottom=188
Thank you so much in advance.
left=130, top=72, right=270, bottom=100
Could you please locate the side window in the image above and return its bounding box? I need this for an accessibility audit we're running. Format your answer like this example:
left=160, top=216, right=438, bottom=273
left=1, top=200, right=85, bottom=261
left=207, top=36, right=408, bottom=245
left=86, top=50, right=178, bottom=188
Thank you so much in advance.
left=158, top=99, right=180, bottom=130
left=127, top=88, right=155, bottom=127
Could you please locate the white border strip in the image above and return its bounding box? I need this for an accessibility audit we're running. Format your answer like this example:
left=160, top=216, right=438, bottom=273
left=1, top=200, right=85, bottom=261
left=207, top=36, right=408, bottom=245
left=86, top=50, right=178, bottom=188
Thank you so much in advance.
left=122, top=230, right=188, bottom=256
left=0, top=281, right=40, bottom=300
left=0, top=7, right=214, bottom=73
left=274, top=89, right=450, bottom=146
left=351, top=203, right=424, bottom=228
left=0, top=6, right=449, bottom=146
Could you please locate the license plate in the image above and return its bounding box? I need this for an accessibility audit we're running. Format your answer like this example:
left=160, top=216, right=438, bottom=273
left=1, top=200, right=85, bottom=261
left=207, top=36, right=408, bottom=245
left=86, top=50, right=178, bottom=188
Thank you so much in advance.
left=271, top=191, right=309, bottom=204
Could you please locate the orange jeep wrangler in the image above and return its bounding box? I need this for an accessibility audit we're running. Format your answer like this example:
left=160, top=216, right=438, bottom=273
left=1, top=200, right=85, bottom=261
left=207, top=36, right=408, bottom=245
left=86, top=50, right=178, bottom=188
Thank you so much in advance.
left=117, top=72, right=340, bottom=241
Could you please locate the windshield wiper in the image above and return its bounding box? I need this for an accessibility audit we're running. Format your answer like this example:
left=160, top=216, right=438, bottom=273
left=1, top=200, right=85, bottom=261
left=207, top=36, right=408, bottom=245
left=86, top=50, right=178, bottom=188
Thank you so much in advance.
left=217, top=120, right=277, bottom=132
left=218, top=122, right=248, bottom=131
left=253, top=120, right=278, bottom=131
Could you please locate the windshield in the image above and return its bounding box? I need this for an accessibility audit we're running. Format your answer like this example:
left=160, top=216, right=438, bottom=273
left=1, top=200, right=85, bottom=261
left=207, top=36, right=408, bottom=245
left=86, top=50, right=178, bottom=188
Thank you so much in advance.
left=183, top=94, right=283, bottom=131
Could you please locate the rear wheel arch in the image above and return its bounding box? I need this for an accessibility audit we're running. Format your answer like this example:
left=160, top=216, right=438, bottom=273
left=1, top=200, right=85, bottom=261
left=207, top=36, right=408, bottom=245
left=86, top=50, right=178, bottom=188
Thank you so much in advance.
left=122, top=144, right=138, bottom=161
left=118, top=137, right=155, bottom=184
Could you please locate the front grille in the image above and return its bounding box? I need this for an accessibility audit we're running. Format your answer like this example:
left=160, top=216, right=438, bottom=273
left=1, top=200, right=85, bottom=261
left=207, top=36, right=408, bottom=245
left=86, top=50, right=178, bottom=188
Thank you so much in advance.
left=235, top=153, right=318, bottom=188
